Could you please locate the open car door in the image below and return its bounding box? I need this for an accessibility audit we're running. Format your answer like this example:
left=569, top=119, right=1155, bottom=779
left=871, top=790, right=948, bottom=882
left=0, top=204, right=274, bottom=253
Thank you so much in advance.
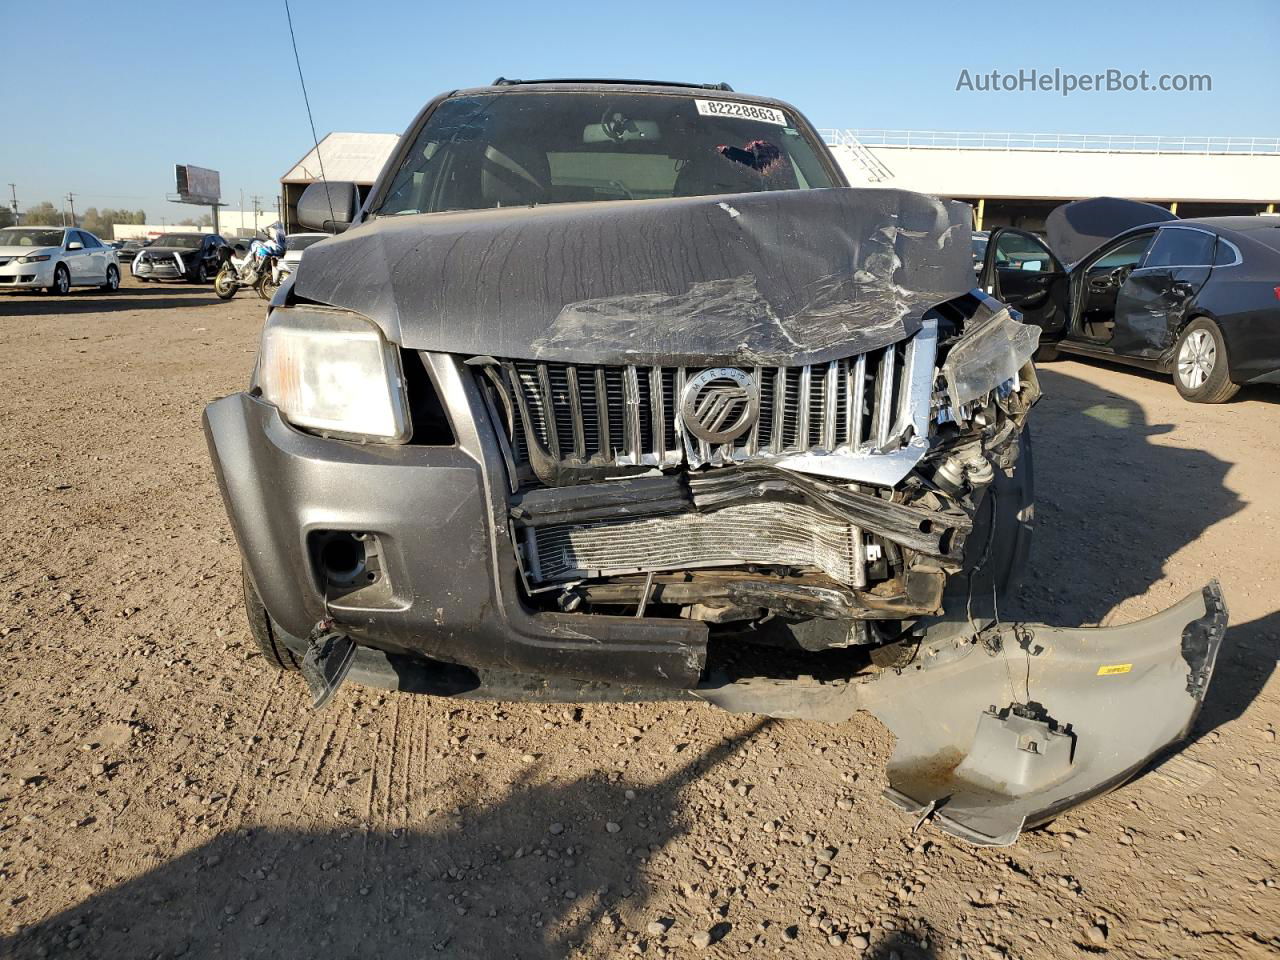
left=979, top=228, right=1069, bottom=339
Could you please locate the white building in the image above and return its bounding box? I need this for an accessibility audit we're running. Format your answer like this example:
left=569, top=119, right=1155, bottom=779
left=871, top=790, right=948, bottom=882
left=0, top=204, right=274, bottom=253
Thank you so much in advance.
left=280, top=132, right=400, bottom=231
left=823, top=129, right=1280, bottom=231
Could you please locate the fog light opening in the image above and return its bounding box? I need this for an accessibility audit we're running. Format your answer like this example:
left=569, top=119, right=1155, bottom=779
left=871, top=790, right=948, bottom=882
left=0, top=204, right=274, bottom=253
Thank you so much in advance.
left=318, top=533, right=366, bottom=584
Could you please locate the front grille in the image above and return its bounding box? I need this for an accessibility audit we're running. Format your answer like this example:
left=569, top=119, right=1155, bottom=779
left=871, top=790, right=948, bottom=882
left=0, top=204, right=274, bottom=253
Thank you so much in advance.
left=525, top=501, right=867, bottom=587
left=477, top=323, right=935, bottom=488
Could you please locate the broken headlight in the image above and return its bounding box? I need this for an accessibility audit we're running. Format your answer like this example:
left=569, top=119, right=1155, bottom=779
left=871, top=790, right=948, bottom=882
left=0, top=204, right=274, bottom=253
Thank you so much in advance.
left=256, top=306, right=412, bottom=443
left=941, top=308, right=1040, bottom=410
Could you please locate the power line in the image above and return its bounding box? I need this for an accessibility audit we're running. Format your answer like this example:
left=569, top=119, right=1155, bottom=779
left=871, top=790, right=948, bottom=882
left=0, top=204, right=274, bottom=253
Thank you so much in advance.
left=284, top=0, right=335, bottom=230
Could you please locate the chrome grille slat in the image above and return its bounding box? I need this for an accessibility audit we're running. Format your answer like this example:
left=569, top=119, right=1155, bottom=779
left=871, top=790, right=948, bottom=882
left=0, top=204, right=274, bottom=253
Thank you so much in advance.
left=874, top=346, right=897, bottom=447
left=648, top=366, right=665, bottom=464
left=822, top=361, right=839, bottom=452
left=623, top=365, right=642, bottom=463
left=594, top=368, right=610, bottom=457
left=483, top=321, right=934, bottom=485
left=850, top=352, right=867, bottom=449
left=535, top=363, right=560, bottom=460
left=565, top=366, right=586, bottom=460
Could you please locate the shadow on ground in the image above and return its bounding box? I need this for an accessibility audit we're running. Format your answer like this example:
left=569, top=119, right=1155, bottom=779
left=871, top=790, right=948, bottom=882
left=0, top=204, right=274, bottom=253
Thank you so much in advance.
left=4, top=722, right=803, bottom=960
left=1011, top=366, right=1276, bottom=745
left=0, top=282, right=224, bottom=317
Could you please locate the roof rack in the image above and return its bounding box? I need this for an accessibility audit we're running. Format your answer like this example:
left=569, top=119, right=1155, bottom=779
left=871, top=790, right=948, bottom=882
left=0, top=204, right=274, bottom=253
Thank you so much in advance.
left=492, top=77, right=733, bottom=92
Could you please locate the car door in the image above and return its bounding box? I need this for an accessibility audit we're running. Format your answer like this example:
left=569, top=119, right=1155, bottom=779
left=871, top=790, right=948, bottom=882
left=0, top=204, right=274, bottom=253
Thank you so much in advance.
left=1110, top=226, right=1217, bottom=359
left=63, top=231, right=91, bottom=282
left=979, top=228, right=1069, bottom=338
left=80, top=231, right=107, bottom=281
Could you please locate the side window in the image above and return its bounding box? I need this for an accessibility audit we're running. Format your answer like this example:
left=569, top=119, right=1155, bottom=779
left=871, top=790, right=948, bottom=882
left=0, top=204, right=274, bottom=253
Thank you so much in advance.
left=81, top=232, right=101, bottom=248
left=1143, top=228, right=1216, bottom=268
left=1213, top=238, right=1237, bottom=266
left=993, top=231, right=1055, bottom=273
left=1089, top=233, right=1154, bottom=270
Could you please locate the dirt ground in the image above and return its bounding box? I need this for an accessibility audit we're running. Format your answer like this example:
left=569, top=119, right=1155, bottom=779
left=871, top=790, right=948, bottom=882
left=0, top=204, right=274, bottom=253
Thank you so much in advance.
left=0, top=276, right=1276, bottom=960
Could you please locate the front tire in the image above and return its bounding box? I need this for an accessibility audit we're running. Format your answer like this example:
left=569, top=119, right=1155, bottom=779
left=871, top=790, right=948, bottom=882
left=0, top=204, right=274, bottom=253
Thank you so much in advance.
left=47, top=264, right=70, bottom=295
left=1033, top=342, right=1059, bottom=363
left=1173, top=318, right=1239, bottom=404
left=242, top=568, right=303, bottom=671
left=214, top=266, right=238, bottom=300
left=254, top=274, right=279, bottom=301
left=100, top=265, right=120, bottom=292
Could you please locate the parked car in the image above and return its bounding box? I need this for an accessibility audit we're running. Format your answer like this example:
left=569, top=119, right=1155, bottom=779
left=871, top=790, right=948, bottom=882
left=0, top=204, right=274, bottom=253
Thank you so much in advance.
left=132, top=232, right=224, bottom=283
left=0, top=226, right=121, bottom=294
left=204, top=80, right=1226, bottom=846
left=281, top=232, right=329, bottom=270
left=116, top=238, right=146, bottom=262
left=979, top=197, right=1280, bottom=402
left=970, top=230, right=989, bottom=272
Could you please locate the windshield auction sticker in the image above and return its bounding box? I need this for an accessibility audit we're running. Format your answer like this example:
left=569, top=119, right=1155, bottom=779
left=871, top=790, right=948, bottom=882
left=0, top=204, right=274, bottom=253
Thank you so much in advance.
left=694, top=99, right=787, bottom=125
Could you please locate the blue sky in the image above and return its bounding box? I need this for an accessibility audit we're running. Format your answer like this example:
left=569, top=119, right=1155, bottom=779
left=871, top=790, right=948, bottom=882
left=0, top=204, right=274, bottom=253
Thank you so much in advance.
left=4, top=0, right=1276, bottom=221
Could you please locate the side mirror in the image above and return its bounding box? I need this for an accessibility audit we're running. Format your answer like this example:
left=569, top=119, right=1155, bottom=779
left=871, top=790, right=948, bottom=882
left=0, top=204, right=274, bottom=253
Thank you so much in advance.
left=67, top=241, right=84, bottom=250
left=297, top=181, right=360, bottom=233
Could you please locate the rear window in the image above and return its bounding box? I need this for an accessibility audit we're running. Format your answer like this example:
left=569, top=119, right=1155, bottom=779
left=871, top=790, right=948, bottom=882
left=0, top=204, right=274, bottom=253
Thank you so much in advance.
left=1143, top=228, right=1216, bottom=268
left=374, top=91, right=836, bottom=216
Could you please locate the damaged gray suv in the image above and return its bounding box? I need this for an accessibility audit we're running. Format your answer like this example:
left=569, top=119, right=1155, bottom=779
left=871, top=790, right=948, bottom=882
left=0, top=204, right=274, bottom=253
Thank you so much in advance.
left=205, top=79, right=1226, bottom=845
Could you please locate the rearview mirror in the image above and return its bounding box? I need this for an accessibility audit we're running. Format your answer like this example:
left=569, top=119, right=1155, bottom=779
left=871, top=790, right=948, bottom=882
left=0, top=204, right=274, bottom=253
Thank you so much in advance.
left=297, top=181, right=360, bottom=233
left=67, top=241, right=84, bottom=250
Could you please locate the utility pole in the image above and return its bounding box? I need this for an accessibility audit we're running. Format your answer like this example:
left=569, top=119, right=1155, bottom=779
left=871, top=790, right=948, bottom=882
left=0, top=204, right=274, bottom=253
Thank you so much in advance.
left=7, top=184, right=17, bottom=225
left=66, top=193, right=77, bottom=227
left=250, top=195, right=263, bottom=230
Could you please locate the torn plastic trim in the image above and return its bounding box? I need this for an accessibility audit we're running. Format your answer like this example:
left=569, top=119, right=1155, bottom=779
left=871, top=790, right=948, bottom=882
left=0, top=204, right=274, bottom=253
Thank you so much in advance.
left=941, top=307, right=1041, bottom=413
left=864, top=581, right=1227, bottom=846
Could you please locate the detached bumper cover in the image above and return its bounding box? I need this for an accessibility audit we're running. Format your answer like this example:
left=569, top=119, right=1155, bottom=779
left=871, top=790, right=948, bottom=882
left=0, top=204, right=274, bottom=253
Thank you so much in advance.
left=863, top=581, right=1227, bottom=845
left=699, top=581, right=1226, bottom=845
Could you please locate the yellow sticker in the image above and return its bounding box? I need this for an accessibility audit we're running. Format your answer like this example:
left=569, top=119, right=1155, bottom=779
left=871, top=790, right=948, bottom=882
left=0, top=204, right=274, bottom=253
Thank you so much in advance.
left=1097, top=663, right=1133, bottom=677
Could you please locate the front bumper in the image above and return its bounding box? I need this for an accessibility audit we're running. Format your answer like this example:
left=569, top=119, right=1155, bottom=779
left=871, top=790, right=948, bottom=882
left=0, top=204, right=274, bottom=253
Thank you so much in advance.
left=0, top=259, right=53, bottom=288
left=206, top=354, right=1228, bottom=846
left=133, top=255, right=186, bottom=279
left=204, top=371, right=708, bottom=690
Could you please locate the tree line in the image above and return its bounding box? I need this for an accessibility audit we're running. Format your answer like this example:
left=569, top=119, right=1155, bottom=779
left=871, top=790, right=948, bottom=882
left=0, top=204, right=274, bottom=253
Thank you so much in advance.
left=0, top=203, right=213, bottom=238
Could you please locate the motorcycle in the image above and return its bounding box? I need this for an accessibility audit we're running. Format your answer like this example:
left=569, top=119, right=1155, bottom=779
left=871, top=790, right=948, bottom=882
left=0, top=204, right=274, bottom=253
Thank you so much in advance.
left=214, top=226, right=286, bottom=301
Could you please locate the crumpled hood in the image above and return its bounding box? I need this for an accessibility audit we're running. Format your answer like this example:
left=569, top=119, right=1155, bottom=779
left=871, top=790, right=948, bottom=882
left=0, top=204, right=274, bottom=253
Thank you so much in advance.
left=294, top=187, right=975, bottom=366
left=1045, top=197, right=1178, bottom=266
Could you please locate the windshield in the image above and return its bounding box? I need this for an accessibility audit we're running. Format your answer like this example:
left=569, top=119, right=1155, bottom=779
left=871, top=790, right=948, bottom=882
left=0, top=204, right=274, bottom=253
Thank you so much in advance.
left=151, top=234, right=202, bottom=249
left=374, top=91, right=837, bottom=216
left=1, top=227, right=65, bottom=248
left=285, top=234, right=327, bottom=252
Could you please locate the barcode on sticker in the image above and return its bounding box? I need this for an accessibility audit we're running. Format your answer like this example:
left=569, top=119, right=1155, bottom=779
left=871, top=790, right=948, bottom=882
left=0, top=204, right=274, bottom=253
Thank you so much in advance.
left=694, top=99, right=787, bottom=125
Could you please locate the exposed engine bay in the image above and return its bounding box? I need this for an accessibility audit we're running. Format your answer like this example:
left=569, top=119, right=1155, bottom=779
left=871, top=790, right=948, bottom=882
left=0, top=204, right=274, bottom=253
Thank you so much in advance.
left=476, top=297, right=1040, bottom=651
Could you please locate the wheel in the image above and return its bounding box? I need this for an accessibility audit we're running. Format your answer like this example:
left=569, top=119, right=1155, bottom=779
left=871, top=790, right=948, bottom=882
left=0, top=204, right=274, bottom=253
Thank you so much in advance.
left=1033, top=342, right=1059, bottom=363
left=193, top=262, right=210, bottom=284
left=1173, top=318, right=1239, bottom=404
left=47, top=264, right=70, bottom=295
left=242, top=568, right=303, bottom=671
left=214, top=266, right=238, bottom=300
left=255, top=273, right=279, bottom=301
left=100, top=265, right=120, bottom=292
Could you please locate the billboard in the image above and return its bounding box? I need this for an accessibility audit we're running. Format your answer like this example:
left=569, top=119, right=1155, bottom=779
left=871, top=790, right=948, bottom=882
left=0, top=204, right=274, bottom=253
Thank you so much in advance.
left=175, top=164, right=221, bottom=204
